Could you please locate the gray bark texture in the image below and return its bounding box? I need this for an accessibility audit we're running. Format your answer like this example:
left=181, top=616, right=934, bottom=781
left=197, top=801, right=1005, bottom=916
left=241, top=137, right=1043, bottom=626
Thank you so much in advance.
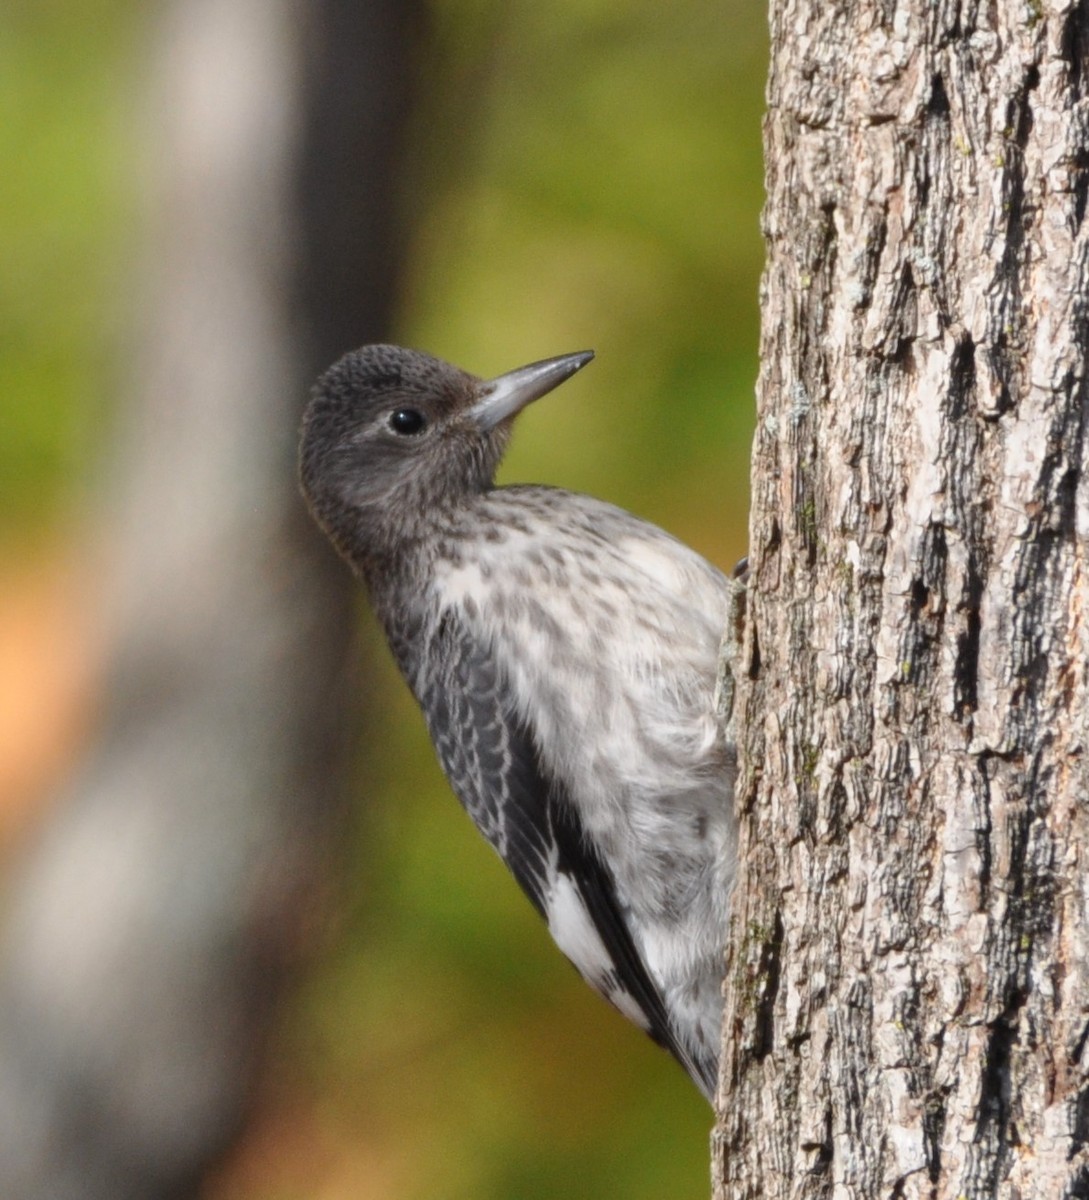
left=0, top=1, right=422, bottom=1196
left=714, top=2, right=1089, bottom=1198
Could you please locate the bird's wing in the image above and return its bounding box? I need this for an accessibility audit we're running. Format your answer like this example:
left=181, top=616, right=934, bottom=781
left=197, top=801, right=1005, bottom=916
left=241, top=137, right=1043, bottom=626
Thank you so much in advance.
left=419, top=609, right=712, bottom=1094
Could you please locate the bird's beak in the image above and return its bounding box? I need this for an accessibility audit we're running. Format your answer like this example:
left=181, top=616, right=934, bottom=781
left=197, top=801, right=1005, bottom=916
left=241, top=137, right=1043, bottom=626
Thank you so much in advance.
left=468, top=350, right=595, bottom=431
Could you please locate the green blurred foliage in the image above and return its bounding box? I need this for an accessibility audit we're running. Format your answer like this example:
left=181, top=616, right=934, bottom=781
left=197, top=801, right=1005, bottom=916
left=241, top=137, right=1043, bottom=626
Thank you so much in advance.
left=0, top=1, right=138, bottom=534
left=403, top=0, right=765, bottom=566
left=3, top=0, right=766, bottom=1194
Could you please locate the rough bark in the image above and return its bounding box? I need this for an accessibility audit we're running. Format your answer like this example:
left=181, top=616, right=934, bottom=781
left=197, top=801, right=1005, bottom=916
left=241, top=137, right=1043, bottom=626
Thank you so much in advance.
left=0, top=1, right=422, bottom=1196
left=715, top=2, right=1089, bottom=1198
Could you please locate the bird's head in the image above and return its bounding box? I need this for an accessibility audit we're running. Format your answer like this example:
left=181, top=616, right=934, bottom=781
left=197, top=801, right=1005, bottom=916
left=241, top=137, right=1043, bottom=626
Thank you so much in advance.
left=299, top=343, right=593, bottom=569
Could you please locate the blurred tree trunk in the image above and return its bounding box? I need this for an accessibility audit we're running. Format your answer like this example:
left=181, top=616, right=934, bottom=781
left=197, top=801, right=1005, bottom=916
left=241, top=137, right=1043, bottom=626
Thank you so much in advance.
left=716, top=2, right=1089, bottom=1197
left=0, top=1, right=423, bottom=1197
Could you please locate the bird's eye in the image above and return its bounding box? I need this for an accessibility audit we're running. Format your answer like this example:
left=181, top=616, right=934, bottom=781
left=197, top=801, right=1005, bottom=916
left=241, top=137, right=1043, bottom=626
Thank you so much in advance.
left=388, top=408, right=427, bottom=435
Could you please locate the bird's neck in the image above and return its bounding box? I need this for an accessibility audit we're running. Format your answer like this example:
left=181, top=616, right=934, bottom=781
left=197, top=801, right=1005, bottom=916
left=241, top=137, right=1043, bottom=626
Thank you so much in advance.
left=353, top=496, right=470, bottom=603
left=355, top=530, right=433, bottom=597
left=357, top=492, right=498, bottom=664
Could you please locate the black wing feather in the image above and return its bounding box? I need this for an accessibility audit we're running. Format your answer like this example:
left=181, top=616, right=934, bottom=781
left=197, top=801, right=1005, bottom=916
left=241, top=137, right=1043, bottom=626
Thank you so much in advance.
left=418, top=610, right=699, bottom=1082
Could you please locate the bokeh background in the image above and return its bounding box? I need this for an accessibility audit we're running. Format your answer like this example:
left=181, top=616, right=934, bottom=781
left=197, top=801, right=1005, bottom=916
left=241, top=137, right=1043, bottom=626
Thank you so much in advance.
left=1, top=1, right=766, bottom=1196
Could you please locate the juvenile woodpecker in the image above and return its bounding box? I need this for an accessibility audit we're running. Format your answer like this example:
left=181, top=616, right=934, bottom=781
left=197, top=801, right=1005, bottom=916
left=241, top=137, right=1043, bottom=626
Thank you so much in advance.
left=299, top=345, right=740, bottom=1100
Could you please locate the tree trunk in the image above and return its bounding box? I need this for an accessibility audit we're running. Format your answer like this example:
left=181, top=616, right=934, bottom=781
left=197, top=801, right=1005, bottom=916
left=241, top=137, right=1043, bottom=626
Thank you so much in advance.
left=715, top=3, right=1089, bottom=1198
left=0, top=2, right=422, bottom=1197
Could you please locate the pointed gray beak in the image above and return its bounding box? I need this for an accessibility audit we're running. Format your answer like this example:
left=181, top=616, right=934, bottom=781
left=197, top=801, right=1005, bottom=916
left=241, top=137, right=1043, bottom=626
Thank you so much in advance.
left=468, top=350, right=594, bottom=431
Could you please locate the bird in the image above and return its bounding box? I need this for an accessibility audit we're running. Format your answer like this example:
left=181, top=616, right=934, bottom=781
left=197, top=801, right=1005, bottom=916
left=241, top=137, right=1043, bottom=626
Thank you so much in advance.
left=299, top=344, right=741, bottom=1101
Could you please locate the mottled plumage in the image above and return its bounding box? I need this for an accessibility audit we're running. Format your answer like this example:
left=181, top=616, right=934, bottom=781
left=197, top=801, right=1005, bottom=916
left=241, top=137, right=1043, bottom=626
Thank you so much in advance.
left=299, top=344, right=740, bottom=1100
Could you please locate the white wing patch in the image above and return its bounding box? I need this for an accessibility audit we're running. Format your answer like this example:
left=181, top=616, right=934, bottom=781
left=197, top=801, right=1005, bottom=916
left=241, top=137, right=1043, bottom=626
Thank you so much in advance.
left=544, top=870, right=652, bottom=1032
